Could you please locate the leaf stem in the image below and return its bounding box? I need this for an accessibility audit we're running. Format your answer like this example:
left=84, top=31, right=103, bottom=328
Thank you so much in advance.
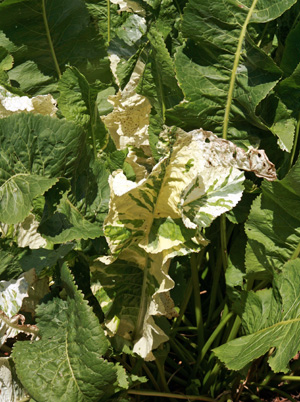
left=107, top=0, right=111, bottom=44
left=289, top=112, right=300, bottom=170
left=142, top=363, right=161, bottom=392
left=173, top=0, right=183, bottom=20
left=155, top=359, right=177, bottom=402
left=257, top=22, right=269, bottom=48
left=220, top=215, right=228, bottom=272
left=274, top=375, right=300, bottom=382
left=191, top=252, right=204, bottom=350
left=207, top=250, right=222, bottom=324
left=172, top=277, right=193, bottom=330
left=127, top=390, right=216, bottom=401
left=194, top=312, right=234, bottom=374
left=291, top=239, right=300, bottom=260
left=91, top=102, right=98, bottom=159
left=42, top=0, right=61, bottom=78
left=134, top=254, right=149, bottom=341
left=250, top=383, right=297, bottom=402
left=222, top=0, right=259, bottom=140
left=172, top=326, right=197, bottom=333
left=226, top=315, right=241, bottom=342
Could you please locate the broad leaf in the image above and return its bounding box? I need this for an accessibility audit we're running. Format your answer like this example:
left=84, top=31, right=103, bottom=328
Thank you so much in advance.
left=0, top=175, right=56, bottom=225
left=99, top=128, right=275, bottom=358
left=1, top=214, right=47, bottom=249
left=0, top=250, right=23, bottom=281
left=166, top=0, right=296, bottom=149
left=19, top=243, right=74, bottom=275
left=58, top=67, right=108, bottom=151
left=13, top=263, right=119, bottom=402
left=39, top=192, right=103, bottom=243
left=102, top=60, right=151, bottom=151
left=214, top=259, right=300, bottom=373
left=0, top=0, right=111, bottom=90
left=116, top=14, right=146, bottom=47
left=0, top=113, right=85, bottom=224
left=280, top=20, right=300, bottom=76
left=245, top=155, right=300, bottom=278
left=0, top=357, right=29, bottom=402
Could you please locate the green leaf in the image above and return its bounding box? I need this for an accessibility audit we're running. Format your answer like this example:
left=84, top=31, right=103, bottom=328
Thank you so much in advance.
left=96, top=87, right=115, bottom=116
left=152, top=0, right=179, bottom=39
left=257, top=94, right=296, bottom=152
left=245, top=156, right=300, bottom=278
left=166, top=0, right=296, bottom=146
left=39, top=192, right=103, bottom=243
left=214, top=259, right=300, bottom=373
left=0, top=0, right=111, bottom=89
left=58, top=66, right=109, bottom=153
left=276, top=62, right=300, bottom=112
left=74, top=159, right=111, bottom=224
left=13, top=263, right=118, bottom=402
left=19, top=243, right=74, bottom=275
left=0, top=175, right=57, bottom=225
left=116, top=51, right=141, bottom=90
left=147, top=27, right=182, bottom=107
left=0, top=46, right=13, bottom=72
left=7, top=61, right=56, bottom=95
left=0, top=113, right=85, bottom=178
left=280, top=20, right=300, bottom=76
left=0, top=250, right=23, bottom=281
left=0, top=113, right=85, bottom=224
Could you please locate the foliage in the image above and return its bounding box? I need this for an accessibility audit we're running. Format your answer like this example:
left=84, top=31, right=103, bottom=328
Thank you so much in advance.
left=1, top=0, right=300, bottom=401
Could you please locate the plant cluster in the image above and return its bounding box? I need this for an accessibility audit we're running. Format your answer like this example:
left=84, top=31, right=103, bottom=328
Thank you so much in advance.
left=1, top=0, right=300, bottom=401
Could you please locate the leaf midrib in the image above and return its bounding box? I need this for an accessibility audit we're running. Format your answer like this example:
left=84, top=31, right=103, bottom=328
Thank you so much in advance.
left=222, top=0, right=259, bottom=140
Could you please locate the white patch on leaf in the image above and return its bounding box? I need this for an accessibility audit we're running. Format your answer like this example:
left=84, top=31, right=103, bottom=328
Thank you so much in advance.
left=100, top=127, right=276, bottom=359
left=0, top=275, right=29, bottom=318
left=102, top=60, right=151, bottom=150
left=0, top=86, right=57, bottom=118
left=1, top=214, right=47, bottom=249
left=0, top=357, right=29, bottom=401
left=110, top=0, right=145, bottom=14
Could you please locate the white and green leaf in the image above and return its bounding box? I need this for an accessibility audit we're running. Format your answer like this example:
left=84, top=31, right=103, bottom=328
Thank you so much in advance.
left=98, top=127, right=275, bottom=358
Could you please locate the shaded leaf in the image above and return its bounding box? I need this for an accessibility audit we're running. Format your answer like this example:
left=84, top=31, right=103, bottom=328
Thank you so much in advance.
left=214, top=259, right=300, bottom=373
left=245, top=155, right=300, bottom=278
left=0, top=0, right=111, bottom=89
left=0, top=113, right=85, bottom=224
left=19, top=243, right=74, bottom=275
left=166, top=0, right=296, bottom=149
left=58, top=67, right=108, bottom=151
left=0, top=175, right=57, bottom=225
left=0, top=250, right=23, bottom=281
left=39, top=192, right=102, bottom=243
left=13, top=263, right=119, bottom=402
left=0, top=357, right=29, bottom=402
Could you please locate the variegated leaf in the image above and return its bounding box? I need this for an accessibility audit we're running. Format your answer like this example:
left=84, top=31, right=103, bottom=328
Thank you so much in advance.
left=97, top=127, right=277, bottom=358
